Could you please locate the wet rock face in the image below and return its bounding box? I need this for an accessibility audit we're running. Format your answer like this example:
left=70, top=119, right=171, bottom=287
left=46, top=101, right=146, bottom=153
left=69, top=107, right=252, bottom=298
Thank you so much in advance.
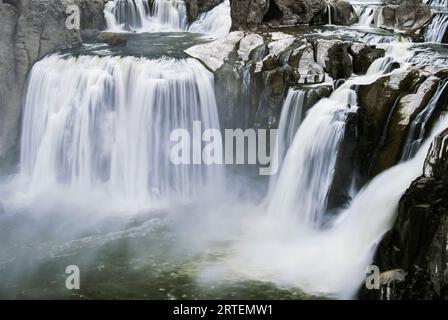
left=355, top=67, right=447, bottom=181
left=316, top=39, right=352, bottom=79
left=360, top=128, right=448, bottom=300
left=329, top=0, right=358, bottom=26
left=380, top=1, right=432, bottom=32
left=0, top=0, right=105, bottom=171
left=230, top=0, right=326, bottom=29
left=350, top=43, right=385, bottom=75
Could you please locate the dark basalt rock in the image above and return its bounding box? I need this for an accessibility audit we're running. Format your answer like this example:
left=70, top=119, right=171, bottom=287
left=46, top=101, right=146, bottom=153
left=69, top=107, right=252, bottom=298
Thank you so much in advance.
left=380, top=0, right=432, bottom=32
left=360, top=128, right=448, bottom=300
left=230, top=0, right=326, bottom=29
left=315, top=39, right=353, bottom=79
left=329, top=0, right=358, bottom=26
left=355, top=68, right=438, bottom=182
left=350, top=43, right=386, bottom=75
left=100, top=32, right=128, bottom=47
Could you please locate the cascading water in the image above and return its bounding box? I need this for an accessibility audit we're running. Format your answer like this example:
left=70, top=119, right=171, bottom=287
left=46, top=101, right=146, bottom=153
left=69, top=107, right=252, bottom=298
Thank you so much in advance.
left=188, top=0, right=232, bottom=39
left=424, top=13, right=448, bottom=43
left=275, top=89, right=306, bottom=165
left=354, top=5, right=382, bottom=28
left=401, top=78, right=448, bottom=161
left=104, top=0, right=231, bottom=37
left=267, top=43, right=411, bottom=226
left=105, top=0, right=188, bottom=32
left=425, top=0, right=448, bottom=7
left=267, top=87, right=355, bottom=225
left=19, top=54, right=223, bottom=209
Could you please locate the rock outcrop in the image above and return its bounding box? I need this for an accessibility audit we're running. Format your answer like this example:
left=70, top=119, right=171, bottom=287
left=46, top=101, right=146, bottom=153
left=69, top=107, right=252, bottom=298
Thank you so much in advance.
left=355, top=67, right=448, bottom=181
left=230, top=0, right=326, bottom=29
left=380, top=0, right=432, bottom=32
left=0, top=0, right=105, bottom=171
left=360, top=127, right=448, bottom=299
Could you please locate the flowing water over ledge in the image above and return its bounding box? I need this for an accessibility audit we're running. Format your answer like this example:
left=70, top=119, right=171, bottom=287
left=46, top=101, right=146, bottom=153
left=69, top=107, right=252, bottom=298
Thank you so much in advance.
left=1, top=0, right=448, bottom=300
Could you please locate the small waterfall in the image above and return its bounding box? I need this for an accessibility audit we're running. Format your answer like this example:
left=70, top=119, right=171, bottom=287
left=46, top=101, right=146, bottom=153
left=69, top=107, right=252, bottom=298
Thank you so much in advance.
left=424, top=13, right=448, bottom=43
left=425, top=0, right=448, bottom=7
left=328, top=4, right=333, bottom=25
left=105, top=0, right=188, bottom=32
left=267, top=87, right=355, bottom=225
left=353, top=5, right=382, bottom=28
left=276, top=89, right=306, bottom=165
left=20, top=55, right=223, bottom=207
left=188, top=0, right=231, bottom=39
left=401, top=78, right=448, bottom=161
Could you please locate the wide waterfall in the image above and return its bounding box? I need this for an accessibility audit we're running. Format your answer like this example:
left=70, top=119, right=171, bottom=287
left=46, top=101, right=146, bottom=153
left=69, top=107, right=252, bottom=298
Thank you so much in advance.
left=104, top=0, right=231, bottom=37
left=19, top=55, right=223, bottom=209
left=105, top=0, right=188, bottom=32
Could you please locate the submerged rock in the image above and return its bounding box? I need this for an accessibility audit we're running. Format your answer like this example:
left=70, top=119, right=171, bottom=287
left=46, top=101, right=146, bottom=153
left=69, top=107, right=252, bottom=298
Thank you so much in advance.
left=100, top=32, right=128, bottom=47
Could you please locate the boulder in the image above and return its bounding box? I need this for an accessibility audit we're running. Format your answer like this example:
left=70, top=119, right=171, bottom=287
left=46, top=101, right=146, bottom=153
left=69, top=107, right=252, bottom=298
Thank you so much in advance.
left=350, top=43, right=386, bottom=75
left=230, top=0, right=326, bottom=29
left=316, top=39, right=352, bottom=79
left=380, top=1, right=432, bottom=32
left=100, top=32, right=128, bottom=47
left=329, top=0, right=358, bottom=26
left=356, top=67, right=430, bottom=179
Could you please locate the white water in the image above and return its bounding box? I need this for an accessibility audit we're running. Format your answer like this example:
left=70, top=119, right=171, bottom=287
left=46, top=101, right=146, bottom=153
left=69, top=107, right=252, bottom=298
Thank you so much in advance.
left=105, top=0, right=231, bottom=38
left=188, top=0, right=232, bottom=39
left=18, top=55, right=223, bottom=212
left=424, top=13, right=448, bottom=43
left=267, top=88, right=354, bottom=225
left=266, top=43, right=411, bottom=226
left=210, top=98, right=448, bottom=299
left=275, top=89, right=306, bottom=166
left=354, top=5, right=382, bottom=28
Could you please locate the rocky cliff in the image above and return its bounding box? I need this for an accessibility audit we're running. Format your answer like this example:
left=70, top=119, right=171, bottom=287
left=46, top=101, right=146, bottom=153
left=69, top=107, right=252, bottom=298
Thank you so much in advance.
left=360, top=125, right=448, bottom=299
left=0, top=0, right=105, bottom=171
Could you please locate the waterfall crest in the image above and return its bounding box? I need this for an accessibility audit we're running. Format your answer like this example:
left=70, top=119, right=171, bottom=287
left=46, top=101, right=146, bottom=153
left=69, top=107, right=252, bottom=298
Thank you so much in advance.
left=19, top=55, right=223, bottom=208
left=104, top=0, right=231, bottom=38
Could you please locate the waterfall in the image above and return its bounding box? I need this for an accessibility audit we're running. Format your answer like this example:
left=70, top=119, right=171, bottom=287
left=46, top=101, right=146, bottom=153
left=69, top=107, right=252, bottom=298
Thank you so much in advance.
left=267, top=87, right=355, bottom=225
left=188, top=0, right=232, bottom=39
left=425, top=0, right=448, bottom=7
left=401, top=78, right=448, bottom=161
left=327, top=4, right=332, bottom=25
left=266, top=43, right=411, bottom=226
left=424, top=13, right=448, bottom=43
left=105, top=0, right=188, bottom=32
left=104, top=0, right=231, bottom=38
left=19, top=55, right=223, bottom=208
left=354, top=5, right=381, bottom=28
left=276, top=89, right=306, bottom=166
